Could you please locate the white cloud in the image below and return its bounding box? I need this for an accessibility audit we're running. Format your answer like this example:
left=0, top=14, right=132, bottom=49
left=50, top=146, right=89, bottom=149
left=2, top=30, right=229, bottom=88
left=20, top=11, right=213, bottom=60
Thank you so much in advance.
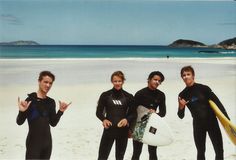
left=0, top=14, right=23, bottom=25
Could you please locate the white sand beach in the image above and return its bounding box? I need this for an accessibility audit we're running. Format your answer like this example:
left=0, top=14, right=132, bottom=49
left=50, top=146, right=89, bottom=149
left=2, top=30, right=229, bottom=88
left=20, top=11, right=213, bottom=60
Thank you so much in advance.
left=0, top=58, right=235, bottom=160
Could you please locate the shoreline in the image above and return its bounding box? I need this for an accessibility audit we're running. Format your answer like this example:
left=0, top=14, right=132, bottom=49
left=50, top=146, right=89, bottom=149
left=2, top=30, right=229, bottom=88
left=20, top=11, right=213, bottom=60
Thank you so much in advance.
left=0, top=57, right=235, bottom=66
left=0, top=57, right=235, bottom=61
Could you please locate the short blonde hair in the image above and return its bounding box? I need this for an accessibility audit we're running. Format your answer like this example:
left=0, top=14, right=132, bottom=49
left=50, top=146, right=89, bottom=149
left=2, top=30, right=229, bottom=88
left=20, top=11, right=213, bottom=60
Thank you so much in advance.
left=111, top=71, right=126, bottom=82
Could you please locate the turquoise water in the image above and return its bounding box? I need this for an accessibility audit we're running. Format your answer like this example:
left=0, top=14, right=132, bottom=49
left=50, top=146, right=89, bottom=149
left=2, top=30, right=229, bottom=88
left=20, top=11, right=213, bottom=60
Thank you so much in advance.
left=0, top=45, right=236, bottom=58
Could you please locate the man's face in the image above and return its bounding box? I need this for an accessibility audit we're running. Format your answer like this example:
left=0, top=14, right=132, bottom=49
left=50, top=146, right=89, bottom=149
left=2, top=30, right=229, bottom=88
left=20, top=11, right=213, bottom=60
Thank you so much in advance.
left=112, top=76, right=124, bottom=90
left=38, top=76, right=53, bottom=94
left=148, top=75, right=162, bottom=90
left=182, top=71, right=194, bottom=87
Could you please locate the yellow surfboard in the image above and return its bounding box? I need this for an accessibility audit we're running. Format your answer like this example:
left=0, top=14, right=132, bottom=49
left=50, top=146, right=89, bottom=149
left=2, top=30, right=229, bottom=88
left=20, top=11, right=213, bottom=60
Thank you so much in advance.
left=209, top=100, right=236, bottom=145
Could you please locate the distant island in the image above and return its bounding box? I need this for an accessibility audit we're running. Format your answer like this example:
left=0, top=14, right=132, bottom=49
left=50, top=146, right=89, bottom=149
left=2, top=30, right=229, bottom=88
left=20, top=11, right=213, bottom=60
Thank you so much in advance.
left=169, top=39, right=207, bottom=48
left=0, top=40, right=39, bottom=45
left=169, top=37, right=236, bottom=50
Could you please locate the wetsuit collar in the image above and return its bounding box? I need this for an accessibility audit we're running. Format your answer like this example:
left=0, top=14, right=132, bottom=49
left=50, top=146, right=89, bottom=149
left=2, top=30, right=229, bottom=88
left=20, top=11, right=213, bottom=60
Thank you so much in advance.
left=112, top=87, right=123, bottom=92
left=28, top=92, right=49, bottom=100
left=186, top=82, right=196, bottom=88
left=112, top=87, right=123, bottom=96
left=146, top=86, right=156, bottom=92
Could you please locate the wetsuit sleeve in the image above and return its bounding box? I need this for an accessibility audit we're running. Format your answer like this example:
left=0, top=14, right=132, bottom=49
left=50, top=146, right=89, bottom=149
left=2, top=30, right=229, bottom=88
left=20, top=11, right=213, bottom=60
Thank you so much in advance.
left=177, top=94, right=185, bottom=119
left=125, top=95, right=136, bottom=124
left=177, top=106, right=185, bottom=119
left=96, top=93, right=106, bottom=122
left=16, top=111, right=28, bottom=125
left=206, top=86, right=230, bottom=120
left=134, top=91, right=142, bottom=108
left=49, top=100, right=63, bottom=127
left=158, top=93, right=166, bottom=117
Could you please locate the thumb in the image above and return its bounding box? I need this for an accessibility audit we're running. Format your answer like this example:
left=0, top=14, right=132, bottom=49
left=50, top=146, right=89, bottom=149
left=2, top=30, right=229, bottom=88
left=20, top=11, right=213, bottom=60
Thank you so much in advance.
left=117, top=121, right=122, bottom=127
left=27, top=101, right=32, bottom=107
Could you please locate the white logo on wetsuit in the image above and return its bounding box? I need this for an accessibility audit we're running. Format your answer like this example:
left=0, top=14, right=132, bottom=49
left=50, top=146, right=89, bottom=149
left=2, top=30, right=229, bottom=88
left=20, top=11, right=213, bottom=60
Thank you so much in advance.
left=112, top=100, right=122, bottom=105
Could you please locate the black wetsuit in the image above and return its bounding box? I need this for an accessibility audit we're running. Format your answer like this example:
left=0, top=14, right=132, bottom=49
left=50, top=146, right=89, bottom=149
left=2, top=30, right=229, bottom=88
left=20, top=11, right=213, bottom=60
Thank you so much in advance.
left=16, top=92, right=63, bottom=160
left=132, top=87, right=166, bottom=160
left=96, top=88, right=135, bottom=160
left=178, top=83, right=230, bottom=160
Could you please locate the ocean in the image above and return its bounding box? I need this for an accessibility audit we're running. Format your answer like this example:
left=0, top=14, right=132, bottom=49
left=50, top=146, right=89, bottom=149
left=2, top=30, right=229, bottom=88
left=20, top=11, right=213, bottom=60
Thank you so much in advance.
left=0, top=45, right=236, bottom=58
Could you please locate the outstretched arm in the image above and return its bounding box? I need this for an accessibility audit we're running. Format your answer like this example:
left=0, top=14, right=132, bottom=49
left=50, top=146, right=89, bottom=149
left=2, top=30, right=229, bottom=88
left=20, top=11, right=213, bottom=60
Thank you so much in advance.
left=16, top=97, right=31, bottom=125
left=49, top=100, right=71, bottom=127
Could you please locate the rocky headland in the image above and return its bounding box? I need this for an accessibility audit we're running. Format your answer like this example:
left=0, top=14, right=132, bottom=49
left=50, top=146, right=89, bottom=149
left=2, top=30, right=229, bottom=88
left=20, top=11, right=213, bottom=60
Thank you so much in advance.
left=169, top=37, right=236, bottom=50
left=217, top=37, right=236, bottom=50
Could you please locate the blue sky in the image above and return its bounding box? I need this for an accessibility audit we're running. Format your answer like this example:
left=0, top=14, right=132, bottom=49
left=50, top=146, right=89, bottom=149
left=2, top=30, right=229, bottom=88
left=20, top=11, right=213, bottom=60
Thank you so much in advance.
left=0, top=0, right=235, bottom=45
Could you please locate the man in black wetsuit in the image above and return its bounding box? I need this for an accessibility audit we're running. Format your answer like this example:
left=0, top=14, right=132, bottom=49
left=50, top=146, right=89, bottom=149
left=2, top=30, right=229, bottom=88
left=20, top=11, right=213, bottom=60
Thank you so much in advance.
left=16, top=71, right=71, bottom=160
left=178, top=66, right=230, bottom=160
left=96, top=71, right=135, bottom=160
left=131, top=71, right=166, bottom=160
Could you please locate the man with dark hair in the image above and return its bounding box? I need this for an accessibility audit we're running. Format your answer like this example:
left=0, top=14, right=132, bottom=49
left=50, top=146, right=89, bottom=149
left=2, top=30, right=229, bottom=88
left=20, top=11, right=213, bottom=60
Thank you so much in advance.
left=178, top=65, right=230, bottom=160
left=17, top=70, right=71, bottom=160
left=131, top=71, right=166, bottom=160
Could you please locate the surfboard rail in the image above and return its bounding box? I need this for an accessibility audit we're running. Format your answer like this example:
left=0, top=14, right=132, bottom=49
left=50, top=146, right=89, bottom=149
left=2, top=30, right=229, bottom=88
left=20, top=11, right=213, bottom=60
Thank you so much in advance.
left=209, top=100, right=236, bottom=145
